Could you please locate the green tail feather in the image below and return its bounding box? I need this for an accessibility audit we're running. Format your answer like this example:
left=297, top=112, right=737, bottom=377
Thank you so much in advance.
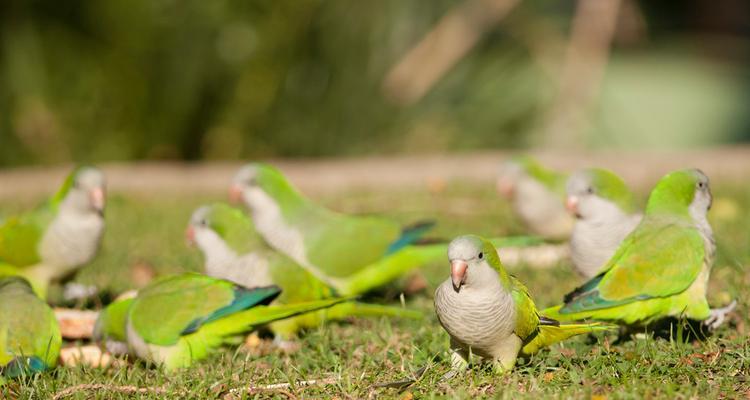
left=521, top=322, right=614, bottom=355
left=202, top=297, right=354, bottom=338
left=324, top=301, right=423, bottom=320
left=337, top=244, right=447, bottom=296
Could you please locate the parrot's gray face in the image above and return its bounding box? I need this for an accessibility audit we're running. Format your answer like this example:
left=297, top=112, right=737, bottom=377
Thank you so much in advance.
left=689, top=170, right=712, bottom=217
left=229, top=164, right=259, bottom=204
left=186, top=206, right=212, bottom=248
left=496, top=162, right=523, bottom=199
left=64, top=168, right=106, bottom=216
left=447, top=236, right=496, bottom=293
left=565, top=173, right=618, bottom=220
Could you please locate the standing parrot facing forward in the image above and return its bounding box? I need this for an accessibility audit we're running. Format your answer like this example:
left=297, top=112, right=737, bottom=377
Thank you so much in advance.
left=93, top=273, right=349, bottom=370
left=565, top=168, right=642, bottom=278
left=0, top=167, right=106, bottom=298
left=433, top=235, right=610, bottom=374
left=0, top=277, right=61, bottom=382
left=187, top=203, right=422, bottom=341
left=229, top=163, right=436, bottom=295
left=497, top=156, right=573, bottom=240
left=544, top=169, right=736, bottom=329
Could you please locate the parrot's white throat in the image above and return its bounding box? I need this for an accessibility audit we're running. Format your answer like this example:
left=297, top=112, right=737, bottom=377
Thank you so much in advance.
left=194, top=226, right=273, bottom=288
left=38, top=195, right=104, bottom=279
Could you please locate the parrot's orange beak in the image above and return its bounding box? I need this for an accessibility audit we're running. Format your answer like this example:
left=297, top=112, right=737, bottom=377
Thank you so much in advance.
left=89, top=187, right=105, bottom=215
left=185, top=226, right=196, bottom=247
left=451, top=260, right=468, bottom=292
left=497, top=179, right=514, bottom=199
left=229, top=184, right=243, bottom=204
left=565, top=196, right=578, bottom=216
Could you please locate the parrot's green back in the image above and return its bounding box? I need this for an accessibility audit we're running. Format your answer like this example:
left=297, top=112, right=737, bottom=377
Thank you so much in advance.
left=207, top=203, right=264, bottom=255
left=545, top=169, right=712, bottom=325
left=514, top=156, right=567, bottom=197
left=587, top=168, right=638, bottom=214
left=0, top=277, right=61, bottom=377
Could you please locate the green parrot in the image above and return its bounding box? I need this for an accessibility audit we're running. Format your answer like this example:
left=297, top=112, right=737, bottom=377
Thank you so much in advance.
left=187, top=203, right=423, bottom=339
left=497, top=156, right=573, bottom=240
left=229, top=163, right=438, bottom=294
left=433, top=235, right=610, bottom=374
left=0, top=277, right=61, bottom=381
left=0, top=167, right=106, bottom=298
left=544, top=169, right=736, bottom=330
left=93, top=273, right=348, bottom=370
left=565, top=168, right=642, bottom=278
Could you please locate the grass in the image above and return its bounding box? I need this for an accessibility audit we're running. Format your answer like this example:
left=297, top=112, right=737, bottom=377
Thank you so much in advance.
left=1, top=180, right=749, bottom=399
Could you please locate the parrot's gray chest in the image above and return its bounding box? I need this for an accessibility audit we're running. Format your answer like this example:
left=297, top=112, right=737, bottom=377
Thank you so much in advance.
left=434, top=280, right=516, bottom=358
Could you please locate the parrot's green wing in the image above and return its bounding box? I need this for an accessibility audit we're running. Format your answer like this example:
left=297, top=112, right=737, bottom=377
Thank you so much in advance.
left=0, top=277, right=61, bottom=376
left=560, top=220, right=705, bottom=314
left=303, top=210, right=403, bottom=278
left=129, top=274, right=280, bottom=346
left=510, top=276, right=540, bottom=342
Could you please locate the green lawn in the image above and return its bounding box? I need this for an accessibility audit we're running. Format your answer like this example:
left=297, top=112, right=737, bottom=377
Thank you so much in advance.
left=2, top=181, right=749, bottom=399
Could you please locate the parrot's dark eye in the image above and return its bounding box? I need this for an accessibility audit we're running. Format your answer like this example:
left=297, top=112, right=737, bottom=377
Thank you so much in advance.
left=478, top=252, right=484, bottom=260
left=586, top=187, right=594, bottom=194
left=698, top=182, right=705, bottom=189
left=200, top=219, right=208, bottom=226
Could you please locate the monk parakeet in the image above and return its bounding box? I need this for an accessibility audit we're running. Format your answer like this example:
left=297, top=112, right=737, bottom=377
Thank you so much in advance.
left=0, top=167, right=106, bottom=298
left=565, top=168, right=642, bottom=278
left=497, top=156, right=573, bottom=240
left=545, top=169, right=736, bottom=330
left=93, top=273, right=348, bottom=370
left=187, top=203, right=423, bottom=339
left=433, top=235, right=610, bottom=374
left=0, top=277, right=61, bottom=380
left=229, top=163, right=436, bottom=295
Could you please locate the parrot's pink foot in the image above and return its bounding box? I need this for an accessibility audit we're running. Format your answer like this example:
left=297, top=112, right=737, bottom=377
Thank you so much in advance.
left=704, top=300, right=737, bottom=330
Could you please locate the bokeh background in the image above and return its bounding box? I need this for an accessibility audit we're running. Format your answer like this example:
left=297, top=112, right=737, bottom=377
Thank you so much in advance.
left=0, top=0, right=748, bottom=166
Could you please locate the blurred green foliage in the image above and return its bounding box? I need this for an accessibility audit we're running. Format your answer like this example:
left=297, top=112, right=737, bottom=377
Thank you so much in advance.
left=0, top=1, right=747, bottom=166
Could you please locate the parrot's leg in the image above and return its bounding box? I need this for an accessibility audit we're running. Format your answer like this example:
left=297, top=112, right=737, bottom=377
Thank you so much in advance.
left=441, top=340, right=469, bottom=380
left=704, top=300, right=737, bottom=330
left=489, top=335, right=522, bottom=374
